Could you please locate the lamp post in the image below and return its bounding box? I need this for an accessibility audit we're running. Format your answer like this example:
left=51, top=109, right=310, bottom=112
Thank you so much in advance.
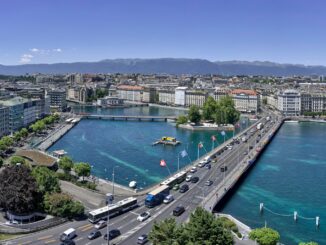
left=107, top=166, right=119, bottom=245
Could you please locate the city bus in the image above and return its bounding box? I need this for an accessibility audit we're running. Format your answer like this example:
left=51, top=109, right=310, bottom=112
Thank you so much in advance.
left=88, top=197, right=138, bottom=223
left=160, top=171, right=187, bottom=188
left=145, top=185, right=170, bottom=208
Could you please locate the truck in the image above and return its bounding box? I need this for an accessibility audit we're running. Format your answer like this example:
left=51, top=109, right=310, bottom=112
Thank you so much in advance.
left=145, top=185, right=170, bottom=208
left=256, top=122, right=263, bottom=130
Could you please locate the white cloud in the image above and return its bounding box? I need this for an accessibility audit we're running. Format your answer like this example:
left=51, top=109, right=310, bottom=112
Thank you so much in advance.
left=19, top=54, right=33, bottom=63
left=53, top=48, right=62, bottom=52
left=30, top=48, right=39, bottom=52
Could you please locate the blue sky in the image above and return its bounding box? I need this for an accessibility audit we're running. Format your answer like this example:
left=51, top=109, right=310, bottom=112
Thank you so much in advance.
left=0, top=0, right=325, bottom=65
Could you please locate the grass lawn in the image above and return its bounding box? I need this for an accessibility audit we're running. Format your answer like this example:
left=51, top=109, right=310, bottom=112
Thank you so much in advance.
left=0, top=233, right=19, bottom=241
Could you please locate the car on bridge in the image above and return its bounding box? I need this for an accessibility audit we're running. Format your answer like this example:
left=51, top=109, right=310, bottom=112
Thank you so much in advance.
left=179, top=184, right=189, bottom=193
left=173, top=206, right=185, bottom=216
left=137, top=234, right=149, bottom=244
left=190, top=176, right=199, bottom=183
left=185, top=174, right=192, bottom=182
left=94, top=220, right=107, bottom=229
left=190, top=166, right=197, bottom=173
left=205, top=180, right=213, bottom=186
left=137, top=211, right=151, bottom=222
left=104, top=229, right=121, bottom=240
left=172, top=184, right=180, bottom=190
left=60, top=240, right=75, bottom=245
left=88, top=230, right=102, bottom=240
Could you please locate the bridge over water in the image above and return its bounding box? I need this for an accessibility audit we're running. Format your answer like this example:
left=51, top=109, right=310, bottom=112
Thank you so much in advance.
left=77, top=113, right=177, bottom=122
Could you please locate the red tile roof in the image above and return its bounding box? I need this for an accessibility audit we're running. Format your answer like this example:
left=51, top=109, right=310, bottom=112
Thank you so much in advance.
left=117, top=85, right=143, bottom=91
left=230, top=89, right=257, bottom=96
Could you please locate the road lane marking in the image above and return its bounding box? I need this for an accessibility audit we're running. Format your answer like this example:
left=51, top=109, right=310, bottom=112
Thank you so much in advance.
left=130, top=211, right=139, bottom=216
left=81, top=225, right=94, bottom=232
left=44, top=239, right=56, bottom=244
left=37, top=235, right=53, bottom=240
left=79, top=223, right=93, bottom=230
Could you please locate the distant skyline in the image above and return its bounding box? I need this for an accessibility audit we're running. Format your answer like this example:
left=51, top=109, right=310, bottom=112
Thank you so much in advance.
left=1, top=0, right=325, bottom=66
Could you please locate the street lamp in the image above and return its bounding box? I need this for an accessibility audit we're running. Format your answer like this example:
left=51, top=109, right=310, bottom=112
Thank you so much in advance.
left=107, top=165, right=119, bottom=245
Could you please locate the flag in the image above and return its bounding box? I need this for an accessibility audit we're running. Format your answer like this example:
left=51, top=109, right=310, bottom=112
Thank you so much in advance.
left=180, top=150, right=188, bottom=158
left=221, top=131, right=226, bottom=136
left=235, top=123, right=240, bottom=128
left=198, top=142, right=203, bottom=148
left=211, top=135, right=216, bottom=141
left=160, top=159, right=166, bottom=167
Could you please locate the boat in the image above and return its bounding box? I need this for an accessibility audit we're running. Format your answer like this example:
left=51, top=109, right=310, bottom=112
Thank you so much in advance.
left=152, top=137, right=181, bottom=146
left=129, top=181, right=137, bottom=189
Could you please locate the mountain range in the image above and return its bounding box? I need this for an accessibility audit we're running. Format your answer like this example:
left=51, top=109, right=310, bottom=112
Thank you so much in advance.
left=1, top=58, right=326, bottom=76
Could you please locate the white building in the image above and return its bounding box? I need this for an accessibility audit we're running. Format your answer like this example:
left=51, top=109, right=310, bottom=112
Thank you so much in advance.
left=230, top=89, right=259, bottom=113
left=158, top=90, right=175, bottom=105
left=175, top=87, right=187, bottom=106
left=116, top=85, right=143, bottom=102
left=277, top=89, right=301, bottom=116
left=185, top=91, right=207, bottom=107
left=97, top=96, right=123, bottom=107
left=301, top=92, right=326, bottom=113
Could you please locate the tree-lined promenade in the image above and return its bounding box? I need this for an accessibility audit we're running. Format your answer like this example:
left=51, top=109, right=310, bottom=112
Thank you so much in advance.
left=176, top=96, right=241, bottom=126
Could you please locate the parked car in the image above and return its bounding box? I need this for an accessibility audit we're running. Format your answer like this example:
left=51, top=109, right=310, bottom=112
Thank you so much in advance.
left=190, top=176, right=199, bottom=183
left=88, top=230, right=102, bottom=240
left=137, top=234, right=148, bottom=244
left=173, top=206, right=185, bottom=216
left=163, top=194, right=174, bottom=204
left=172, top=184, right=180, bottom=190
left=185, top=175, right=192, bottom=182
left=137, top=212, right=151, bottom=222
left=94, top=220, right=107, bottom=229
left=179, top=184, right=189, bottom=193
left=197, top=161, right=206, bottom=168
left=205, top=180, right=213, bottom=186
left=103, top=229, right=121, bottom=240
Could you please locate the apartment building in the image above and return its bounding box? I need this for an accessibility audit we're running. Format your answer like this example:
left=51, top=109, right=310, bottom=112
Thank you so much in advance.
left=158, top=89, right=175, bottom=105
left=185, top=91, right=207, bottom=107
left=116, top=85, right=143, bottom=102
left=301, top=92, right=326, bottom=113
left=277, top=89, right=301, bottom=116
left=230, top=89, right=259, bottom=113
left=47, top=89, right=67, bottom=112
left=0, top=106, right=9, bottom=137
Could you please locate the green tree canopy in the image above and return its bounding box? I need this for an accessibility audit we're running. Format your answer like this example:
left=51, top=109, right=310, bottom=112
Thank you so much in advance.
left=188, top=105, right=201, bottom=124
left=249, top=227, right=280, bottom=245
left=74, top=162, right=91, bottom=181
left=148, top=207, right=233, bottom=245
left=176, top=115, right=188, bottom=126
left=59, top=156, right=74, bottom=173
left=0, top=157, right=3, bottom=168
left=149, top=218, right=184, bottom=245
left=203, top=96, right=218, bottom=121
left=1, top=136, right=14, bottom=147
left=20, top=128, right=29, bottom=138
left=44, top=193, right=84, bottom=218
left=30, top=120, right=46, bottom=133
left=10, top=156, right=26, bottom=165
left=0, top=165, right=39, bottom=214
left=32, top=166, right=60, bottom=194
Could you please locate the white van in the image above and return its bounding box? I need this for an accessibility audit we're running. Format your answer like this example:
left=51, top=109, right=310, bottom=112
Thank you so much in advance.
left=60, top=228, right=76, bottom=241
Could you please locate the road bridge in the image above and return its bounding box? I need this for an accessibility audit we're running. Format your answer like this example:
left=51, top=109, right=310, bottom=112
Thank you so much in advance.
left=77, top=113, right=177, bottom=122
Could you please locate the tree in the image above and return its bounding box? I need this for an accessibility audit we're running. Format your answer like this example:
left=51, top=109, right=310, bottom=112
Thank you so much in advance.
left=13, top=132, right=22, bottom=142
left=1, top=136, right=14, bottom=148
left=44, top=193, right=84, bottom=218
left=184, top=207, right=233, bottom=245
left=188, top=105, right=201, bottom=124
left=149, top=218, right=184, bottom=245
left=0, top=165, right=39, bottom=214
left=32, top=166, right=60, bottom=194
left=299, top=242, right=319, bottom=245
left=20, top=128, right=29, bottom=138
left=202, top=96, right=217, bottom=121
left=59, top=156, right=74, bottom=173
left=10, top=156, right=26, bottom=165
left=74, top=162, right=91, bottom=181
left=0, top=157, right=3, bottom=168
left=249, top=227, right=280, bottom=245
left=176, top=115, right=188, bottom=126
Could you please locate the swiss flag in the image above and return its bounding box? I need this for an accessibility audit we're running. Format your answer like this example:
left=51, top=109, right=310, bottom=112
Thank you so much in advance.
left=211, top=135, right=216, bottom=141
left=198, top=142, right=203, bottom=148
left=160, top=159, right=166, bottom=167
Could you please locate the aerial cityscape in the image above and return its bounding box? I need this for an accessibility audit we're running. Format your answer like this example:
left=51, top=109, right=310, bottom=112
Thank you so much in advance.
left=0, top=1, right=325, bottom=245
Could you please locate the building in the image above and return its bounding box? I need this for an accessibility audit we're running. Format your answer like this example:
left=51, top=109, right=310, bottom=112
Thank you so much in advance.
left=175, top=87, right=188, bottom=106
left=230, top=89, right=259, bottom=113
left=47, top=89, right=67, bottom=112
left=210, top=87, right=229, bottom=102
left=0, top=106, right=9, bottom=137
left=67, top=86, right=91, bottom=104
left=158, top=89, right=175, bottom=105
left=97, top=96, right=124, bottom=107
left=277, top=89, right=301, bottom=116
left=266, top=95, right=278, bottom=109
left=142, top=87, right=157, bottom=103
left=185, top=91, right=207, bottom=107
left=301, top=92, right=326, bottom=113
left=116, top=85, right=143, bottom=102
left=0, top=97, right=24, bottom=133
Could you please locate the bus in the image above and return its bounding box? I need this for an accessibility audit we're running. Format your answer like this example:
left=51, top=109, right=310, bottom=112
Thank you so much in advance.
left=88, top=197, right=138, bottom=223
left=145, top=185, right=170, bottom=208
left=160, top=171, right=187, bottom=188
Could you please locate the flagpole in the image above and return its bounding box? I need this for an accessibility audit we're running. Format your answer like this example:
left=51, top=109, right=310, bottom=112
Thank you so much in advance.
left=197, top=145, right=199, bottom=160
left=177, top=153, right=180, bottom=171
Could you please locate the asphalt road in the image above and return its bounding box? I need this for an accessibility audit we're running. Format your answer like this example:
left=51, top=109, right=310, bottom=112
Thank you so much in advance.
left=5, top=116, right=278, bottom=245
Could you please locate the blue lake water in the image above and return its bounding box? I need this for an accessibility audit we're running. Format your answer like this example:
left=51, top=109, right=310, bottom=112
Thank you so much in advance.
left=220, top=122, right=326, bottom=244
left=49, top=106, right=245, bottom=188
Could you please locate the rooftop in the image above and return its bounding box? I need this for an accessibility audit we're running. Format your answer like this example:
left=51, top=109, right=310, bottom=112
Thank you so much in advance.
left=15, top=149, right=58, bottom=168
left=230, top=89, right=257, bottom=96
